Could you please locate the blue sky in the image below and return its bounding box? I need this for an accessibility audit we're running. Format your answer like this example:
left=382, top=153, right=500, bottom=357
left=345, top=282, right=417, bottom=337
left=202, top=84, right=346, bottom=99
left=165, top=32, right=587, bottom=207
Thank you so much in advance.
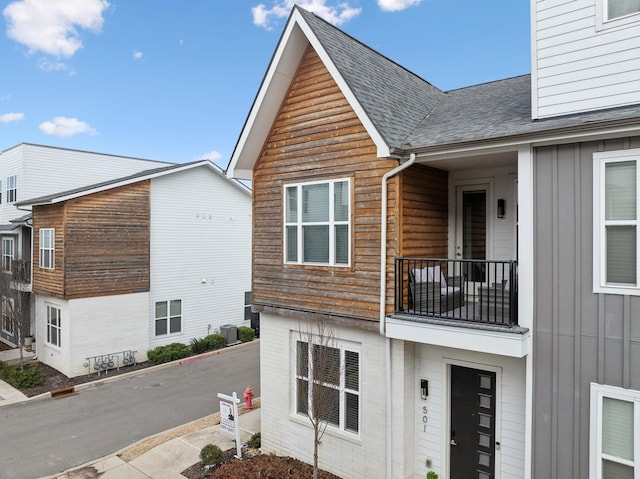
left=1, top=0, right=530, bottom=168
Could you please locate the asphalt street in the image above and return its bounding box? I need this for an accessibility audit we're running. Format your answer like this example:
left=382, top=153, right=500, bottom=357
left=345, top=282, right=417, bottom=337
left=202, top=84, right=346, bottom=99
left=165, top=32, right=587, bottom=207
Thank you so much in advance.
left=0, top=340, right=260, bottom=479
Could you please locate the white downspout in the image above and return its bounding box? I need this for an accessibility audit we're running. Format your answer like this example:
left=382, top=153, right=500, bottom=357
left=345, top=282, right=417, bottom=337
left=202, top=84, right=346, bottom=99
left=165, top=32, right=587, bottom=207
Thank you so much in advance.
left=380, top=153, right=415, bottom=479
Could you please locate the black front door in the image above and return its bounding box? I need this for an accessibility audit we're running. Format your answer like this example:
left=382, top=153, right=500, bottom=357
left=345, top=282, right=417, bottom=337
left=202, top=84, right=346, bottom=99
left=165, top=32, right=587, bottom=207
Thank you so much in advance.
left=450, top=365, right=496, bottom=479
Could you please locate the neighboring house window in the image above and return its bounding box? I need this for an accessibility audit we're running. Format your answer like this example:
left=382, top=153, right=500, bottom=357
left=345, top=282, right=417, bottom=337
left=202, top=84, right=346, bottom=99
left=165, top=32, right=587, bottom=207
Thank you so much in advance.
left=590, top=383, right=640, bottom=478
left=155, top=299, right=182, bottom=335
left=0, top=179, right=3, bottom=204
left=607, top=0, right=640, bottom=20
left=284, top=179, right=350, bottom=266
left=2, top=237, right=13, bottom=273
left=6, top=175, right=16, bottom=203
left=593, top=150, right=640, bottom=295
left=244, top=291, right=252, bottom=321
left=294, top=336, right=360, bottom=434
left=1, top=297, right=13, bottom=335
left=39, top=228, right=54, bottom=269
left=46, top=304, right=61, bottom=347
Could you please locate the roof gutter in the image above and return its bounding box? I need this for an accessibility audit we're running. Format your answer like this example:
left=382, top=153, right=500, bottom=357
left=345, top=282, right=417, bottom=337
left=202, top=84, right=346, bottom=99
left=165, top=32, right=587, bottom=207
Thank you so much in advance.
left=380, top=152, right=415, bottom=479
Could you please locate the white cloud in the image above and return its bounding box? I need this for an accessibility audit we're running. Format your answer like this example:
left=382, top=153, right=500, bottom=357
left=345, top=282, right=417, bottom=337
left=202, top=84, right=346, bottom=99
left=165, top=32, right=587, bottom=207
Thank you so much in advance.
left=133, top=50, right=143, bottom=60
left=37, top=58, right=72, bottom=73
left=3, top=0, right=110, bottom=58
left=0, top=112, right=24, bottom=124
left=39, top=116, right=97, bottom=137
left=198, top=150, right=224, bottom=164
left=252, top=0, right=361, bottom=30
left=377, top=0, right=422, bottom=12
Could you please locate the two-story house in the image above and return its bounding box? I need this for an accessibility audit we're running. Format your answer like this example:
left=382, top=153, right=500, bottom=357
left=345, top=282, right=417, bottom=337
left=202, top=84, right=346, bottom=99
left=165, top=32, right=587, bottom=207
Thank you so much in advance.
left=0, top=143, right=172, bottom=347
left=16, top=160, right=252, bottom=378
left=228, top=3, right=640, bottom=479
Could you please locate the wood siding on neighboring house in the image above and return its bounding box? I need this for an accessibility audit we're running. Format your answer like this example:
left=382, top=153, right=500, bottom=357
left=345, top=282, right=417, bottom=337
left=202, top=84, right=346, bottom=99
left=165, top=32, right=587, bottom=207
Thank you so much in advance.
left=252, top=46, right=398, bottom=322
left=533, top=0, right=640, bottom=118
left=32, top=182, right=151, bottom=299
left=533, top=136, right=640, bottom=479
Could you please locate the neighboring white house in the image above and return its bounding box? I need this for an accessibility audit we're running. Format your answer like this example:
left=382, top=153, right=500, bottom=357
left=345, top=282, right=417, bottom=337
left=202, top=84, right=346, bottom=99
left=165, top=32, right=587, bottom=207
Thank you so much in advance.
left=228, top=3, right=640, bottom=479
left=0, top=143, right=173, bottom=347
left=17, top=160, right=252, bottom=378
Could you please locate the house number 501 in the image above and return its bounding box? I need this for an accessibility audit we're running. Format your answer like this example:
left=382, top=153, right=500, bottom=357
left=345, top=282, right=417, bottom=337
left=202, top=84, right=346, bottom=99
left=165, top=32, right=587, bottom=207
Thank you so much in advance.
left=422, top=406, right=428, bottom=432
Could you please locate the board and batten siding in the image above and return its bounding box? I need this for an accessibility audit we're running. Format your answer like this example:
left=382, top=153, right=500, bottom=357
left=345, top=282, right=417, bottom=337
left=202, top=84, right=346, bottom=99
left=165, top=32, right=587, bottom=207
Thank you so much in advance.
left=533, top=136, right=640, bottom=478
left=31, top=182, right=151, bottom=299
left=533, top=0, right=640, bottom=118
left=252, top=45, right=399, bottom=322
left=148, top=167, right=252, bottom=347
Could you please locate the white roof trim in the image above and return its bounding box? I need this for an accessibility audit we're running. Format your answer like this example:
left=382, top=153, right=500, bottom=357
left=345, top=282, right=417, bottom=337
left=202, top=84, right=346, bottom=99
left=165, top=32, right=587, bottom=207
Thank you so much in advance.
left=227, top=8, right=389, bottom=180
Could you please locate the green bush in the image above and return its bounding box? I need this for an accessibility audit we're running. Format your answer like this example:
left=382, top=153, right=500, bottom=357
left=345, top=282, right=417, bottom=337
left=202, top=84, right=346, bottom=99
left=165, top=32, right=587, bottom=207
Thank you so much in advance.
left=200, top=444, right=224, bottom=465
left=0, top=362, right=44, bottom=388
left=247, top=432, right=261, bottom=449
left=147, top=342, right=190, bottom=365
left=237, top=326, right=255, bottom=343
left=204, top=334, right=225, bottom=350
left=190, top=337, right=210, bottom=355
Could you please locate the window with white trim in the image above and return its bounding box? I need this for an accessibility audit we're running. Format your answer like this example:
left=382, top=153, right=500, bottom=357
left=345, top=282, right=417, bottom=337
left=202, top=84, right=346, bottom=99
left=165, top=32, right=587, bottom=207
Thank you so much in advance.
left=590, top=383, right=640, bottom=478
left=606, top=0, right=640, bottom=20
left=1, top=297, right=13, bottom=336
left=593, top=150, right=640, bottom=295
left=2, top=237, right=14, bottom=273
left=284, top=179, right=350, bottom=266
left=154, top=299, right=182, bottom=336
left=46, top=304, right=61, bottom=347
left=294, top=336, right=360, bottom=434
left=6, top=175, right=17, bottom=203
left=39, top=228, right=54, bottom=270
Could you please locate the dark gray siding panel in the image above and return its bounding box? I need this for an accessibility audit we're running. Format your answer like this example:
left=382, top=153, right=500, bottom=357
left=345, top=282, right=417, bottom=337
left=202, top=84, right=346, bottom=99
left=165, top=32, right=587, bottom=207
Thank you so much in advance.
left=533, top=136, right=640, bottom=479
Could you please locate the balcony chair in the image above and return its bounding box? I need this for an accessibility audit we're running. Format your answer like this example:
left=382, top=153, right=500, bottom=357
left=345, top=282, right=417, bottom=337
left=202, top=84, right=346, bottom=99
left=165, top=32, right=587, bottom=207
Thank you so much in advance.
left=409, top=265, right=464, bottom=315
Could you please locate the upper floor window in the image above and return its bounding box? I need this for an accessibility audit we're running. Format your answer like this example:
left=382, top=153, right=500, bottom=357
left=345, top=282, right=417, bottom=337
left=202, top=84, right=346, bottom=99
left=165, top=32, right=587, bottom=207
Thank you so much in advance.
left=590, top=383, right=640, bottom=478
left=39, top=228, right=55, bottom=270
left=154, top=299, right=182, bottom=336
left=284, top=179, right=350, bottom=266
left=294, top=335, right=360, bottom=435
left=607, top=0, right=640, bottom=20
left=593, top=150, right=640, bottom=295
left=2, top=238, right=14, bottom=273
left=6, top=176, right=17, bottom=203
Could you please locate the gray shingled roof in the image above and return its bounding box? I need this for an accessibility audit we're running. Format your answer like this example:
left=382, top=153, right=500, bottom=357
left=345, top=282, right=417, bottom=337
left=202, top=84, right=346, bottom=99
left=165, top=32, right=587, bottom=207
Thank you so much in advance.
left=296, top=7, right=445, bottom=150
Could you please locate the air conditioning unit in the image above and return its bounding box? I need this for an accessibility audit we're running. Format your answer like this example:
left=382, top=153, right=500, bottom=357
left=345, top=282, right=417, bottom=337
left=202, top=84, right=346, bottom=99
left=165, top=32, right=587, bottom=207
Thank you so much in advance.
left=220, top=325, right=239, bottom=346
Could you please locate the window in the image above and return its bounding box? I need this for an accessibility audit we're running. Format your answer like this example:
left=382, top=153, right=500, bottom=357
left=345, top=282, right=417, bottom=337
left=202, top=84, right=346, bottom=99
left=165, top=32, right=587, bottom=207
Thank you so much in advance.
left=590, top=383, right=640, bottom=478
left=294, top=336, right=360, bottom=434
left=1, top=297, right=13, bottom=335
left=155, top=299, right=182, bottom=335
left=607, top=0, right=640, bottom=20
left=6, top=175, right=16, bottom=203
left=285, top=179, right=350, bottom=266
left=46, top=304, right=61, bottom=347
left=593, top=150, right=640, bottom=294
left=2, top=238, right=13, bottom=273
left=39, top=228, right=54, bottom=270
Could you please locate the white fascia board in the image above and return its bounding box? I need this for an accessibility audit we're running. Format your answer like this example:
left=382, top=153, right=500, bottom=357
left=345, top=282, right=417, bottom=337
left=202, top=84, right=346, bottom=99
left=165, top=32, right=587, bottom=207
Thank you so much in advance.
left=295, top=11, right=390, bottom=158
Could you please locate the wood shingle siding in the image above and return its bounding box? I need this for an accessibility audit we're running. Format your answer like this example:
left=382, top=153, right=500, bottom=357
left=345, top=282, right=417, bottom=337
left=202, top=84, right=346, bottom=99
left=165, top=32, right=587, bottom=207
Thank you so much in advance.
left=32, top=181, right=150, bottom=299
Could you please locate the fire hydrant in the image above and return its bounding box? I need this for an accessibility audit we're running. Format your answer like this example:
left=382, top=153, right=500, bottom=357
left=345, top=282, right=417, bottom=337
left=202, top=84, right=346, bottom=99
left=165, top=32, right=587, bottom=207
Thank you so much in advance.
left=244, top=385, right=254, bottom=409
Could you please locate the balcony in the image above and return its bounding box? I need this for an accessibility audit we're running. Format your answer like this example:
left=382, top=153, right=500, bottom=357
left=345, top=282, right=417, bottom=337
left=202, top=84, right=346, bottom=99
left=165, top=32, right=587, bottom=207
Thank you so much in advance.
left=10, top=260, right=31, bottom=291
left=395, top=258, right=518, bottom=326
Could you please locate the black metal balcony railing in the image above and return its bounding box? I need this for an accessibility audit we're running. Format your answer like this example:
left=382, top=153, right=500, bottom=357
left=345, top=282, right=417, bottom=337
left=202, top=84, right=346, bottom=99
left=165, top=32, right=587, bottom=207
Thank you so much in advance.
left=395, top=258, right=518, bottom=327
left=11, top=260, right=31, bottom=284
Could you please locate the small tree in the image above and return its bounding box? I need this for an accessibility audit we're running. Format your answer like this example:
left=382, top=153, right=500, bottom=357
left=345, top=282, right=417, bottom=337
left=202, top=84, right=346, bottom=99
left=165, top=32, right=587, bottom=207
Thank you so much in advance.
left=0, top=271, right=29, bottom=370
left=296, top=320, right=341, bottom=479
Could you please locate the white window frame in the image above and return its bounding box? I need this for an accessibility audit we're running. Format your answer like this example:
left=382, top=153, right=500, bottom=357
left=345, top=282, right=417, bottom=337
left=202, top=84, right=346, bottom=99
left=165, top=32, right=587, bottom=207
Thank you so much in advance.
left=593, top=150, right=640, bottom=295
left=154, top=299, right=182, bottom=336
left=284, top=178, right=351, bottom=266
left=46, top=304, right=61, bottom=347
left=597, top=0, right=640, bottom=30
left=590, top=383, right=640, bottom=478
left=39, top=228, right=54, bottom=270
left=2, top=237, right=14, bottom=273
left=1, top=297, right=13, bottom=336
left=6, top=175, right=17, bottom=203
left=293, top=333, right=360, bottom=435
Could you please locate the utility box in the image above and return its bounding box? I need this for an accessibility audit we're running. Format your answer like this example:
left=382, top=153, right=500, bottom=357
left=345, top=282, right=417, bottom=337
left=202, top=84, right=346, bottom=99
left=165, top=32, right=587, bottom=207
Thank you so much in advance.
left=220, top=325, right=239, bottom=346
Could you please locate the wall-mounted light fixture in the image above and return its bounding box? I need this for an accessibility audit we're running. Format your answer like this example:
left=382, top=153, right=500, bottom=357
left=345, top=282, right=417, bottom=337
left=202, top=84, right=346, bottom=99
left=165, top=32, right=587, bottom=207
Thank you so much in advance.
left=497, top=198, right=506, bottom=219
left=420, top=379, right=429, bottom=399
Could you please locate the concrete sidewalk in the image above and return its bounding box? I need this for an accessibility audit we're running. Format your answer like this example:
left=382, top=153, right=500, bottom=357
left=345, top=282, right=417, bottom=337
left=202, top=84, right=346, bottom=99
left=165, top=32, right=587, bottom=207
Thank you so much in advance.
left=42, top=404, right=261, bottom=479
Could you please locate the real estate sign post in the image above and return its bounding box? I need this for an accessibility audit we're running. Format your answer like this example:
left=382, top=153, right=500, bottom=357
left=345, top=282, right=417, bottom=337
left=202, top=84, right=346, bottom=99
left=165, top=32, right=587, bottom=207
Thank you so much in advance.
left=217, top=391, right=241, bottom=459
